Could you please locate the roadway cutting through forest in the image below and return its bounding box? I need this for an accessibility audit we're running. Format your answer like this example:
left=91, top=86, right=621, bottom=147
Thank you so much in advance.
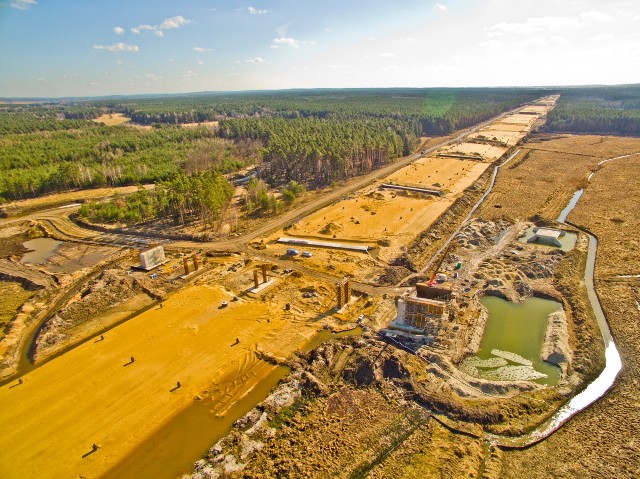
left=3, top=99, right=550, bottom=383
left=9, top=100, right=543, bottom=254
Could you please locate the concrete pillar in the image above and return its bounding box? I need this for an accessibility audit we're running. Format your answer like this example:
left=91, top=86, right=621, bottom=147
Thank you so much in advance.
left=343, top=280, right=351, bottom=305
left=183, top=258, right=190, bottom=275
left=336, top=282, right=344, bottom=309
left=261, top=264, right=268, bottom=283
left=193, top=255, right=199, bottom=271
left=253, top=270, right=259, bottom=289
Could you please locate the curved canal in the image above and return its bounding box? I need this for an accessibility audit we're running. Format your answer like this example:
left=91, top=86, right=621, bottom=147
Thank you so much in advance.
left=486, top=153, right=635, bottom=447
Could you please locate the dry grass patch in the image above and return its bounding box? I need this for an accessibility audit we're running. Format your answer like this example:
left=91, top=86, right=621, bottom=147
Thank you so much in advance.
left=479, top=148, right=599, bottom=222
left=369, top=421, right=484, bottom=479
left=0, top=282, right=35, bottom=341
left=501, top=136, right=640, bottom=479
left=0, top=184, right=154, bottom=217
left=568, top=155, right=640, bottom=276
left=93, top=113, right=131, bottom=126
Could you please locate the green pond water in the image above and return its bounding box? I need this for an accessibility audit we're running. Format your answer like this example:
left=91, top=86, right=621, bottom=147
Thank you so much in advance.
left=462, top=296, right=562, bottom=386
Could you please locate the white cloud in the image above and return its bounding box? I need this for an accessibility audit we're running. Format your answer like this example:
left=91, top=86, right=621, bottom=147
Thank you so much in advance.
left=89, top=81, right=100, bottom=86
left=246, top=57, right=265, bottom=63
left=518, top=35, right=548, bottom=47
left=634, top=14, right=640, bottom=21
left=270, top=37, right=315, bottom=48
left=248, top=7, right=268, bottom=15
left=93, top=43, right=140, bottom=52
left=145, top=73, right=162, bottom=81
left=478, top=39, right=503, bottom=48
left=198, top=60, right=205, bottom=65
left=113, top=26, right=125, bottom=35
left=9, top=0, right=36, bottom=10
left=380, top=52, right=396, bottom=58
left=132, top=15, right=191, bottom=36
left=489, top=16, right=581, bottom=35
left=580, top=11, right=613, bottom=23
left=159, top=15, right=190, bottom=30
left=550, top=36, right=571, bottom=47
left=193, top=47, right=212, bottom=52
left=275, top=22, right=291, bottom=36
left=183, top=70, right=197, bottom=77
left=589, top=33, right=615, bottom=42
left=435, top=3, right=447, bottom=12
left=131, top=25, right=154, bottom=34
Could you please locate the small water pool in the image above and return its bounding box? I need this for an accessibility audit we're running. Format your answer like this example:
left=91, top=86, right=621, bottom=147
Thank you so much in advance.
left=518, top=226, right=577, bottom=252
left=20, top=237, right=63, bottom=265
left=461, top=296, right=562, bottom=386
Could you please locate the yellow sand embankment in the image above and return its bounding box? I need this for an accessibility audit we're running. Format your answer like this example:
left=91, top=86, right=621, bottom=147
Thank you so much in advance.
left=0, top=284, right=317, bottom=479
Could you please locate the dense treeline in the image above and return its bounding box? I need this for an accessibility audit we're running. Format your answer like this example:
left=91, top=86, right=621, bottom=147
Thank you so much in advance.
left=545, top=85, right=640, bottom=136
left=219, top=117, right=412, bottom=186
left=1, top=87, right=549, bottom=202
left=0, top=111, right=97, bottom=135
left=0, top=125, right=248, bottom=201
left=82, top=88, right=544, bottom=135
left=78, top=172, right=233, bottom=225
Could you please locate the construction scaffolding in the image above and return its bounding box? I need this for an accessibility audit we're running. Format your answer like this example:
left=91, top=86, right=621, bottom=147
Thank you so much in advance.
left=400, top=297, right=446, bottom=333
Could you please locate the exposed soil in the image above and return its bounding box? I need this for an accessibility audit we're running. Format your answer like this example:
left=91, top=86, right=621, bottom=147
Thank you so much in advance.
left=33, top=264, right=179, bottom=360
left=1, top=100, right=571, bottom=479
left=184, top=334, right=564, bottom=479
left=0, top=282, right=36, bottom=341
left=0, top=275, right=351, bottom=479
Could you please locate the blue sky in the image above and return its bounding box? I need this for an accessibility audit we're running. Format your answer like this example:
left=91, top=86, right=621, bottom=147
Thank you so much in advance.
left=0, top=0, right=639, bottom=97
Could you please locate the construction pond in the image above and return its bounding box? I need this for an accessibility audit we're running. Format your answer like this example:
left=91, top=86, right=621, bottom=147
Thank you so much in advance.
left=0, top=95, right=627, bottom=478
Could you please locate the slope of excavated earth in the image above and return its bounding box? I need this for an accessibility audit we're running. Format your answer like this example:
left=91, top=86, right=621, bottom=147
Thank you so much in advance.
left=184, top=334, right=569, bottom=479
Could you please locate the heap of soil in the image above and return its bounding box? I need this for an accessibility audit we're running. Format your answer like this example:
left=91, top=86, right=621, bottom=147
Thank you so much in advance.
left=320, top=222, right=344, bottom=235
left=34, top=268, right=172, bottom=354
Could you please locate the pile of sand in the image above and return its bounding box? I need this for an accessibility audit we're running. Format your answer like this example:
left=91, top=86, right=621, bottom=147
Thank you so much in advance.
left=320, top=222, right=344, bottom=235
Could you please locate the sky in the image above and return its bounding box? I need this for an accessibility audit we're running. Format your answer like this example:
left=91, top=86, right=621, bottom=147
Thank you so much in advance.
left=0, top=0, right=638, bottom=97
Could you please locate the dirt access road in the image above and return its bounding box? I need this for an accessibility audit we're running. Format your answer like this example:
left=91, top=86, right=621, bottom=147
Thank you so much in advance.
left=7, top=100, right=542, bottom=255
